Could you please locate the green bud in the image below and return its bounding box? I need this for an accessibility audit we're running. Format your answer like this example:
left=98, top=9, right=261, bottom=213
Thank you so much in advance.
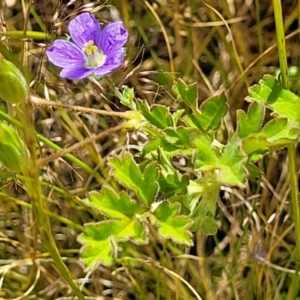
left=123, top=111, right=145, bottom=129
left=0, top=123, right=28, bottom=172
left=0, top=59, right=28, bottom=103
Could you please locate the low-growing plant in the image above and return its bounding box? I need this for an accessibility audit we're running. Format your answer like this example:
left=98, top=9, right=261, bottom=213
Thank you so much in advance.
left=1, top=0, right=300, bottom=299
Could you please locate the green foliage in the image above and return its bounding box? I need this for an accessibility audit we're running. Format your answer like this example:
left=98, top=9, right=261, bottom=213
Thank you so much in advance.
left=173, top=80, right=227, bottom=131
left=237, top=102, right=265, bottom=138
left=184, top=93, right=227, bottom=131
left=173, top=80, right=198, bottom=109
left=150, top=201, right=193, bottom=245
left=110, top=153, right=159, bottom=205
left=80, top=81, right=236, bottom=269
left=246, top=75, right=300, bottom=125
left=240, top=75, right=300, bottom=160
left=137, top=101, right=173, bottom=129
left=117, top=86, right=136, bottom=110
left=190, top=188, right=218, bottom=235
left=79, top=74, right=300, bottom=270
left=80, top=187, right=148, bottom=269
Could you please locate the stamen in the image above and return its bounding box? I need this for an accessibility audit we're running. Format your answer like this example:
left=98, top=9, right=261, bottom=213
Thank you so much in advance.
left=83, top=41, right=98, bottom=55
left=83, top=40, right=106, bottom=68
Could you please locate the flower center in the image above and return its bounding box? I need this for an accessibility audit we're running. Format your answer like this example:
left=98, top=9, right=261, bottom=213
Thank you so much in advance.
left=83, top=40, right=106, bottom=68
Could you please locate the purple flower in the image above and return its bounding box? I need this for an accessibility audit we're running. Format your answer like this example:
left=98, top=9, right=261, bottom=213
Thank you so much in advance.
left=46, top=13, right=128, bottom=80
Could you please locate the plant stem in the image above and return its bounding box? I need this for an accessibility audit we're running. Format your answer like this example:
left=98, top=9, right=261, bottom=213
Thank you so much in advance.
left=0, top=30, right=54, bottom=40
left=15, top=100, right=85, bottom=300
left=272, top=1, right=300, bottom=299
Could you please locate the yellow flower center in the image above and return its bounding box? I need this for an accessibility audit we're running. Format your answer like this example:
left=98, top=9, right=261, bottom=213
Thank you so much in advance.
left=83, top=40, right=106, bottom=68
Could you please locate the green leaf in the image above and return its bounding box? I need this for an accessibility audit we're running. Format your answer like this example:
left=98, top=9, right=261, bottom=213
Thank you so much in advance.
left=262, top=118, right=299, bottom=143
left=163, top=127, right=196, bottom=147
left=246, top=75, right=300, bottom=125
left=217, top=136, right=247, bottom=186
left=123, top=111, right=145, bottom=130
left=157, top=148, right=189, bottom=194
left=241, top=119, right=299, bottom=159
left=89, top=187, right=146, bottom=219
left=182, top=181, right=205, bottom=212
left=190, top=191, right=218, bottom=235
left=159, top=173, right=189, bottom=194
left=79, top=219, right=147, bottom=270
left=159, top=173, right=189, bottom=195
left=115, top=218, right=147, bottom=243
left=150, top=201, right=193, bottom=245
left=172, top=109, right=185, bottom=125
left=137, top=101, right=173, bottom=129
left=246, top=162, right=262, bottom=178
left=237, top=102, right=265, bottom=138
left=193, top=136, right=219, bottom=169
left=183, top=176, right=220, bottom=213
left=173, top=80, right=197, bottom=109
left=184, top=93, right=227, bottom=131
left=193, top=135, right=246, bottom=186
left=241, top=135, right=269, bottom=159
left=110, top=154, right=158, bottom=205
left=79, top=221, right=118, bottom=269
left=0, top=59, right=28, bottom=103
left=116, top=86, right=136, bottom=110
left=141, top=126, right=195, bottom=158
left=143, top=137, right=181, bottom=157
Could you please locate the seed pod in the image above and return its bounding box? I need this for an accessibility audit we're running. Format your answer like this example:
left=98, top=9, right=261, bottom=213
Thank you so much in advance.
left=0, top=123, right=28, bottom=172
left=0, top=59, right=28, bottom=103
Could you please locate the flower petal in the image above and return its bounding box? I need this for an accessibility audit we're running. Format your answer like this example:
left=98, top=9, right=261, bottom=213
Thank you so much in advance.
left=47, top=40, right=84, bottom=67
left=94, top=49, right=125, bottom=76
left=60, top=65, right=94, bottom=80
left=100, top=21, right=128, bottom=54
left=68, top=13, right=101, bottom=48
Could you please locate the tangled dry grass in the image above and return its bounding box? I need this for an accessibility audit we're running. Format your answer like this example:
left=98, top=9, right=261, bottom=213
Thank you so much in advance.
left=0, top=0, right=300, bottom=299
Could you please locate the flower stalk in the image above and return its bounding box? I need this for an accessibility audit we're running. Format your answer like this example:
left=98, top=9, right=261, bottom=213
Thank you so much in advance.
left=272, top=1, right=300, bottom=299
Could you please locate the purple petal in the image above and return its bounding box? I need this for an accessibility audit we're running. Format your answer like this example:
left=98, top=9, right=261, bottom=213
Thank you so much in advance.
left=47, top=40, right=84, bottom=67
left=60, top=65, right=95, bottom=80
left=100, top=21, right=128, bottom=54
left=94, top=49, right=125, bottom=76
left=68, top=13, right=101, bottom=48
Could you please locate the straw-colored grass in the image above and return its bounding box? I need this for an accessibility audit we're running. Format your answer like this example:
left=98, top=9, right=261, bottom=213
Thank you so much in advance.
left=0, top=0, right=299, bottom=299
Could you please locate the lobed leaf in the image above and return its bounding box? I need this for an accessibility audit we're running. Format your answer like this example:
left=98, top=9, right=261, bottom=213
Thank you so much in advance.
left=150, top=201, right=193, bottom=245
left=156, top=148, right=189, bottom=194
left=79, top=220, right=120, bottom=269
left=173, top=80, right=197, bottom=109
left=163, top=127, right=196, bottom=147
left=89, top=187, right=146, bottom=220
left=217, top=136, right=247, bottom=186
left=110, top=153, right=158, bottom=205
left=193, top=135, right=219, bottom=169
left=184, top=93, right=227, bottom=131
left=79, top=218, right=147, bottom=270
left=190, top=191, right=218, bottom=235
left=262, top=118, right=299, bottom=143
left=241, top=119, right=300, bottom=160
left=137, top=101, right=173, bottom=129
left=246, top=75, right=300, bottom=125
left=237, top=101, right=265, bottom=138
left=143, top=137, right=182, bottom=157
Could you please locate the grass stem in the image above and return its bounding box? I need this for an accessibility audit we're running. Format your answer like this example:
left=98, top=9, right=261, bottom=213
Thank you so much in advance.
left=272, top=0, right=300, bottom=298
